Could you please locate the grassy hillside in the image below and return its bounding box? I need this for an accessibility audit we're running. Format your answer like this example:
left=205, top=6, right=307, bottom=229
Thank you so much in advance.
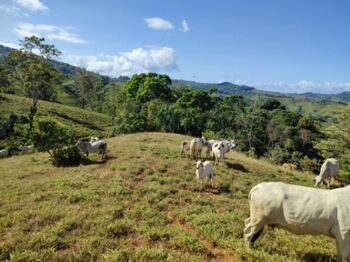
left=0, top=93, right=112, bottom=137
left=0, top=132, right=337, bottom=261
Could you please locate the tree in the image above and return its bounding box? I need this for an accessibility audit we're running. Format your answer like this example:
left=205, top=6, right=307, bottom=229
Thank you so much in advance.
left=8, top=36, right=62, bottom=127
left=72, top=69, right=95, bottom=109
left=124, top=73, right=173, bottom=102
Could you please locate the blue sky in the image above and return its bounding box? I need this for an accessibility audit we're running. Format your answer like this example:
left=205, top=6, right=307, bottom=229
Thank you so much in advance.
left=1, top=0, right=350, bottom=94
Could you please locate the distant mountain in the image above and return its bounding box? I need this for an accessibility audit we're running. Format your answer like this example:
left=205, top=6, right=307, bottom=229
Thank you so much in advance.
left=172, top=79, right=255, bottom=95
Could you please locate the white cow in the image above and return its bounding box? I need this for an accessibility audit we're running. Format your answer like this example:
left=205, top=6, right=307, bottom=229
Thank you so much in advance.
left=205, top=139, right=236, bottom=159
left=78, top=139, right=107, bottom=159
left=0, top=149, right=8, bottom=158
left=190, top=137, right=207, bottom=160
left=244, top=182, right=350, bottom=262
left=315, top=158, right=339, bottom=188
left=18, top=145, right=33, bottom=154
left=212, top=141, right=225, bottom=165
left=221, top=140, right=236, bottom=158
left=195, top=160, right=215, bottom=190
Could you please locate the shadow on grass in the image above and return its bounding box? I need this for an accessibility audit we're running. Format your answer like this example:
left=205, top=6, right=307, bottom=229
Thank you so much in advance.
left=49, top=111, right=104, bottom=131
left=301, top=252, right=336, bottom=262
left=225, top=162, right=249, bottom=173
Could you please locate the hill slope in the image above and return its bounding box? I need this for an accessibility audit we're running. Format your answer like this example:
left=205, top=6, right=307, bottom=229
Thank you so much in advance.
left=0, top=93, right=112, bottom=137
left=0, top=132, right=337, bottom=261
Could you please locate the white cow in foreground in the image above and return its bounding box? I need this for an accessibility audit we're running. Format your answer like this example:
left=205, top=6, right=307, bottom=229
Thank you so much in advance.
left=0, top=149, right=8, bottom=158
left=195, top=160, right=214, bottom=190
left=19, top=145, right=33, bottom=154
left=78, top=139, right=107, bottom=159
left=315, top=158, right=339, bottom=188
left=244, top=182, right=350, bottom=262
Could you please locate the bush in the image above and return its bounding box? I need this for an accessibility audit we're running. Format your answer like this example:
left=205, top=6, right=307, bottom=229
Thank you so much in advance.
left=51, top=145, right=84, bottom=167
left=339, top=153, right=350, bottom=183
left=268, top=146, right=289, bottom=164
left=31, top=116, right=83, bottom=166
left=31, top=116, right=76, bottom=155
left=300, top=156, right=319, bottom=173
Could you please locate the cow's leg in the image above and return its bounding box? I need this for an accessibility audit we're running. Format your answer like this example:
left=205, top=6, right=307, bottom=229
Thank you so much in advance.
left=335, top=238, right=350, bottom=262
left=244, top=218, right=265, bottom=246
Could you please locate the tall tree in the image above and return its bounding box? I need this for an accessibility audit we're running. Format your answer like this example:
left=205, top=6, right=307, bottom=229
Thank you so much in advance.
left=8, top=36, right=62, bottom=127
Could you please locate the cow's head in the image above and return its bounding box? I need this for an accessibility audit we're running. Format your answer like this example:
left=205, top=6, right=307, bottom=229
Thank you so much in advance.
left=196, top=160, right=203, bottom=170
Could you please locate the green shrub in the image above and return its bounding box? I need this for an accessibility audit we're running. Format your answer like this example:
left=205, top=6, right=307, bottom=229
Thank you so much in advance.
left=339, top=153, right=350, bottom=183
left=51, top=145, right=84, bottom=167
left=300, top=156, right=319, bottom=173
left=268, top=146, right=289, bottom=164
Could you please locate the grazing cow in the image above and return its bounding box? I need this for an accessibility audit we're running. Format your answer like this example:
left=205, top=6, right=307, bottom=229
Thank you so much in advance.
left=190, top=137, right=207, bottom=160
left=0, top=149, right=8, bottom=158
left=281, top=163, right=298, bottom=171
left=212, top=141, right=225, bottom=165
left=244, top=182, right=350, bottom=262
left=315, top=158, right=339, bottom=188
left=78, top=139, right=107, bottom=159
left=205, top=139, right=236, bottom=159
left=18, top=145, right=33, bottom=154
left=180, top=140, right=190, bottom=157
left=195, top=160, right=215, bottom=190
left=221, top=140, right=236, bottom=158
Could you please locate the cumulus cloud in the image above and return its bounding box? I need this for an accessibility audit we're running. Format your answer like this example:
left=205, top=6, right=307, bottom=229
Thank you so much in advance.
left=257, top=80, right=350, bottom=94
left=63, top=47, right=178, bottom=77
left=15, top=23, right=87, bottom=44
left=15, top=0, right=47, bottom=12
left=179, top=20, right=189, bottom=32
left=145, top=17, right=174, bottom=30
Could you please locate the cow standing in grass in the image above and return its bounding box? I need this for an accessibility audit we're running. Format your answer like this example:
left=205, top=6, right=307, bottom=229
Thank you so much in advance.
left=244, top=182, right=350, bottom=262
left=78, top=139, right=107, bottom=160
left=195, top=160, right=215, bottom=190
left=190, top=137, right=207, bottom=160
left=315, top=158, right=339, bottom=188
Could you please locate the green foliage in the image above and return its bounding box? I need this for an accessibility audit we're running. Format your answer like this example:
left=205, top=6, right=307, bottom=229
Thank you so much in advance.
left=7, top=36, right=62, bottom=126
left=300, top=156, right=319, bottom=173
left=268, top=146, right=289, bottom=165
left=31, top=116, right=75, bottom=157
left=51, top=145, right=84, bottom=167
left=124, top=73, right=173, bottom=102
left=339, top=153, right=350, bottom=182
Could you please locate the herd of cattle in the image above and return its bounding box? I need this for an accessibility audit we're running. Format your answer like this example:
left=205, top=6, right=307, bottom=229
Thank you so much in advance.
left=183, top=136, right=349, bottom=261
left=1, top=135, right=349, bottom=260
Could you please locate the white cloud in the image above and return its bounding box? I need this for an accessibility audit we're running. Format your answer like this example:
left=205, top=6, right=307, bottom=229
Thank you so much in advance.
left=15, top=23, right=87, bottom=44
left=257, top=80, right=350, bottom=94
left=0, top=41, right=20, bottom=49
left=145, top=17, right=174, bottom=30
left=63, top=47, right=178, bottom=77
left=15, top=0, right=47, bottom=12
left=179, top=20, right=189, bottom=32
left=0, top=4, right=20, bottom=14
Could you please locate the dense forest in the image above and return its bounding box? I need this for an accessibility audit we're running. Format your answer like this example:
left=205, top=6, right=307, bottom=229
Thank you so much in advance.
left=0, top=37, right=350, bottom=180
